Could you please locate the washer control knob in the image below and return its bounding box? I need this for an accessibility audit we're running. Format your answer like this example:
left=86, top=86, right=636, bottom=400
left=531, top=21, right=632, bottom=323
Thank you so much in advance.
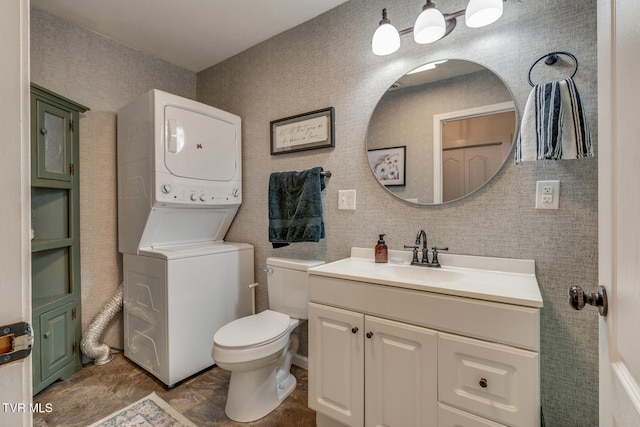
left=190, top=193, right=197, bottom=202
left=199, top=194, right=206, bottom=202
left=232, top=188, right=240, bottom=198
left=161, top=184, right=172, bottom=194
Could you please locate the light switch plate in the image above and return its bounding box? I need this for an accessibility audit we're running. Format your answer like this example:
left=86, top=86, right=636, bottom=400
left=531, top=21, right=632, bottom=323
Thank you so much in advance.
left=535, top=180, right=560, bottom=210
left=338, top=189, right=356, bottom=210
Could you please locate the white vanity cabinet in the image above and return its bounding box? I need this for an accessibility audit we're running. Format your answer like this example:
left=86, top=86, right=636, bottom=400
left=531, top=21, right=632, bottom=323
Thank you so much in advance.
left=308, top=302, right=438, bottom=427
left=308, top=250, right=543, bottom=427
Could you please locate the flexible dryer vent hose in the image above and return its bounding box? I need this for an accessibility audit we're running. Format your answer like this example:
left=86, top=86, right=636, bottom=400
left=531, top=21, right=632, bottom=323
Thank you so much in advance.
left=80, top=283, right=124, bottom=365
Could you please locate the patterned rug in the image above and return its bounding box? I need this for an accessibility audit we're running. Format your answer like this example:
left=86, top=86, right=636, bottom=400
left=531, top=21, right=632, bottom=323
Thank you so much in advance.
left=88, top=392, right=197, bottom=427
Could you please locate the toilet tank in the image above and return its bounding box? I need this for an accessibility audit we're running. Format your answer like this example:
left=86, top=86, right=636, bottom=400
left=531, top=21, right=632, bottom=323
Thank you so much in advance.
left=266, top=257, right=324, bottom=319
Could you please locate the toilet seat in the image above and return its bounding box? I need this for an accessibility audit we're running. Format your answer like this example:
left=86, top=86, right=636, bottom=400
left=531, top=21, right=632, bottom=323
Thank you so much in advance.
left=214, top=310, right=290, bottom=349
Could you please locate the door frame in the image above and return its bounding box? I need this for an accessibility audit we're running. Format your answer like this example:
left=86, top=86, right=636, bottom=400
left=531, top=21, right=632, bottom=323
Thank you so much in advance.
left=432, top=101, right=515, bottom=203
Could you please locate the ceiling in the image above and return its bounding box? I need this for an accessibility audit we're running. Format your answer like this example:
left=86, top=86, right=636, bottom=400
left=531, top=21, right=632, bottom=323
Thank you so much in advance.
left=31, top=0, right=349, bottom=72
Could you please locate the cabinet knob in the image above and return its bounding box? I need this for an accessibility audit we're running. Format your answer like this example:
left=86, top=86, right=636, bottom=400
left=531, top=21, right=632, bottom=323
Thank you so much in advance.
left=479, top=377, right=488, bottom=388
left=366, top=332, right=374, bottom=339
left=43, top=331, right=50, bottom=339
left=351, top=327, right=358, bottom=334
left=41, top=128, right=48, bottom=135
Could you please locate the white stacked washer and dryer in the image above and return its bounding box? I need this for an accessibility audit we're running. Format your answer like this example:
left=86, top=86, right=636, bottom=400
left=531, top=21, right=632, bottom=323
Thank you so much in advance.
left=117, top=89, right=253, bottom=387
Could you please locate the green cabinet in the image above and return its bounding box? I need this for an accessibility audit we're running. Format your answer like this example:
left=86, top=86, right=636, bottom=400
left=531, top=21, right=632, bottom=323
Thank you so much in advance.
left=30, top=84, right=88, bottom=395
left=35, top=302, right=76, bottom=380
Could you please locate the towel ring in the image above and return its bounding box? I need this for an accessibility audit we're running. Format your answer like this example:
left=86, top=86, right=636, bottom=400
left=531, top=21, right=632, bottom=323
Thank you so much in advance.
left=528, top=51, right=578, bottom=87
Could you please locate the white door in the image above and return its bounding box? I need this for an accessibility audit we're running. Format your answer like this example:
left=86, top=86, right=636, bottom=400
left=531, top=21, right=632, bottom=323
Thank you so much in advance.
left=0, top=1, right=32, bottom=426
left=597, top=0, right=640, bottom=425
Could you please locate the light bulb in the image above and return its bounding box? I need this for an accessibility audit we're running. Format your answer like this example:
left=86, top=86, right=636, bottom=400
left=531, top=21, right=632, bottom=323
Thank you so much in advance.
left=372, top=23, right=401, bottom=56
left=465, top=0, right=503, bottom=28
left=413, top=7, right=446, bottom=44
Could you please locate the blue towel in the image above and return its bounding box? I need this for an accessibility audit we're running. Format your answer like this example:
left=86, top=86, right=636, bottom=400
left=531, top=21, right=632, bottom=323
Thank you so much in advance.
left=268, top=167, right=325, bottom=248
left=515, top=77, right=593, bottom=164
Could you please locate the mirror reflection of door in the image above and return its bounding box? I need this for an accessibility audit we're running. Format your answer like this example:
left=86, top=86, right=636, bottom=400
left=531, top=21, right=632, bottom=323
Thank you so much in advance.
left=366, top=60, right=517, bottom=205
left=441, top=111, right=515, bottom=202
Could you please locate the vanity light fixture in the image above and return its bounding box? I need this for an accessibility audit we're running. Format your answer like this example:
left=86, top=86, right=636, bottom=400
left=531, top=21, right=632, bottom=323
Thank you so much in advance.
left=372, top=0, right=504, bottom=56
left=371, top=8, right=401, bottom=56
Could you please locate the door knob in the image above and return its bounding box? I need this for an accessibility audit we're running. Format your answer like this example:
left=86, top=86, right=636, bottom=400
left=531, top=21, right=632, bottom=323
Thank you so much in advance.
left=568, top=285, right=608, bottom=317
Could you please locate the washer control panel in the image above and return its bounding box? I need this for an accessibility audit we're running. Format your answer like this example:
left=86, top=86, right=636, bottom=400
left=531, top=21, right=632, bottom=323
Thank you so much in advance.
left=157, top=182, right=240, bottom=205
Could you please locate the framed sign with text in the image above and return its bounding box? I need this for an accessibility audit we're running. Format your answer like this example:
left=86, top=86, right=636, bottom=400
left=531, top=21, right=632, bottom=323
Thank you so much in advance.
left=270, top=107, right=335, bottom=155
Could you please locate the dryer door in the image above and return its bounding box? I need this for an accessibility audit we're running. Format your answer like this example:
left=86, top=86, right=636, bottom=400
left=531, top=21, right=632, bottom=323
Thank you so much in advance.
left=164, top=105, right=238, bottom=181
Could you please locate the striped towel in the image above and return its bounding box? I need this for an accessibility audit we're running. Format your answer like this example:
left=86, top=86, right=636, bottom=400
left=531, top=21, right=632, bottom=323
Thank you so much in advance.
left=515, top=77, right=593, bottom=164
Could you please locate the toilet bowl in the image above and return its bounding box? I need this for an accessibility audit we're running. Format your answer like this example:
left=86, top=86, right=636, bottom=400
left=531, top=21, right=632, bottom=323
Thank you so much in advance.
left=212, top=257, right=324, bottom=422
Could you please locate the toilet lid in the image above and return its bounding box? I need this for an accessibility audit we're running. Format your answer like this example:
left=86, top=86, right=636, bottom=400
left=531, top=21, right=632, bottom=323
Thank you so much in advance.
left=214, top=310, right=291, bottom=348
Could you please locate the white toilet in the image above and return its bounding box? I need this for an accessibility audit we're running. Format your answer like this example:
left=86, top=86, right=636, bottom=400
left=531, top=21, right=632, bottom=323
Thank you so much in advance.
left=212, top=257, right=324, bottom=422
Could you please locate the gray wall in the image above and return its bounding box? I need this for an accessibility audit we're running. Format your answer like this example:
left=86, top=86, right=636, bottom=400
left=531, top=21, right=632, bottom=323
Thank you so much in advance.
left=197, top=0, right=598, bottom=425
left=30, top=8, right=197, bottom=351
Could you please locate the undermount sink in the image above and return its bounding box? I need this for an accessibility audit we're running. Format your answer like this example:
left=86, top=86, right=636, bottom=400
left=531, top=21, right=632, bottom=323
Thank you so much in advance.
left=375, top=263, right=463, bottom=283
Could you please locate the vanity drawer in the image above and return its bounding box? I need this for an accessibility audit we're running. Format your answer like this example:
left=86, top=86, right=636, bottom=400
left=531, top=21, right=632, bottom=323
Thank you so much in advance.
left=438, top=333, right=539, bottom=427
left=438, top=403, right=508, bottom=427
left=309, top=275, right=540, bottom=351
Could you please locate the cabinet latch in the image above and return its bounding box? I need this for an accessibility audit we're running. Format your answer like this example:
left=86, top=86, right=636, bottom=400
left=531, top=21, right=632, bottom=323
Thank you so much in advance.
left=0, top=322, right=34, bottom=366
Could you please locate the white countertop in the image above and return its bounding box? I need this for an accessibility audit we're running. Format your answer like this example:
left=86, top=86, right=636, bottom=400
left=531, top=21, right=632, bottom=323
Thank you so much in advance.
left=308, top=248, right=543, bottom=308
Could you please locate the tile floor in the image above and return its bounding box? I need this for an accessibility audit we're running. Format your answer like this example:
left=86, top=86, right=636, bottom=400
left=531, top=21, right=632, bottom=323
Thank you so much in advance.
left=33, top=353, right=316, bottom=426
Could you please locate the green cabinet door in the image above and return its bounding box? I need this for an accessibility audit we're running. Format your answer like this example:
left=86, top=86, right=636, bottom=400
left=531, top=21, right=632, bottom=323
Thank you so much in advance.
left=39, top=302, right=76, bottom=380
left=33, top=99, right=73, bottom=182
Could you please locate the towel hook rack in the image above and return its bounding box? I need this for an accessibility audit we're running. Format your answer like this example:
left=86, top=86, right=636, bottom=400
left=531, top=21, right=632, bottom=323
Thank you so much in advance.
left=320, top=170, right=332, bottom=178
left=528, top=51, right=578, bottom=87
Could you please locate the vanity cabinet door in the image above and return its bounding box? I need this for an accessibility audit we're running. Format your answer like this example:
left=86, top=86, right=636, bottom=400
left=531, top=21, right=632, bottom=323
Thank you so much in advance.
left=364, top=316, right=437, bottom=427
left=309, top=302, right=364, bottom=427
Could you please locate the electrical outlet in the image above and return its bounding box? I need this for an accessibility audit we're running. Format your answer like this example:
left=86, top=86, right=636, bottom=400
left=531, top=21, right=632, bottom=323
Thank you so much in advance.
left=338, top=189, right=356, bottom=210
left=535, top=180, right=560, bottom=210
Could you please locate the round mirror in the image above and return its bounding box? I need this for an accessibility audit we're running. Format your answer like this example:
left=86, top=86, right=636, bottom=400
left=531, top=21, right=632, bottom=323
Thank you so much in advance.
left=366, top=59, right=517, bottom=205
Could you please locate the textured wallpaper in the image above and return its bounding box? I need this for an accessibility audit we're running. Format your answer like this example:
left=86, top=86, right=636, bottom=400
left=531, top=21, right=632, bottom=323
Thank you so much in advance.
left=30, top=8, right=197, bottom=356
left=197, top=0, right=599, bottom=425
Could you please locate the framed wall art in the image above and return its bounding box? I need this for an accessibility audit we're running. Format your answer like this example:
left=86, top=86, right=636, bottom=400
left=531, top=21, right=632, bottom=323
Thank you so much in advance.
left=270, top=107, right=335, bottom=155
left=367, top=146, right=406, bottom=186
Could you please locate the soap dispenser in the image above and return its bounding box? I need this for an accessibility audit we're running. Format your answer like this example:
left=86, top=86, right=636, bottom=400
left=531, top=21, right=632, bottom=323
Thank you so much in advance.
left=375, top=234, right=388, bottom=263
